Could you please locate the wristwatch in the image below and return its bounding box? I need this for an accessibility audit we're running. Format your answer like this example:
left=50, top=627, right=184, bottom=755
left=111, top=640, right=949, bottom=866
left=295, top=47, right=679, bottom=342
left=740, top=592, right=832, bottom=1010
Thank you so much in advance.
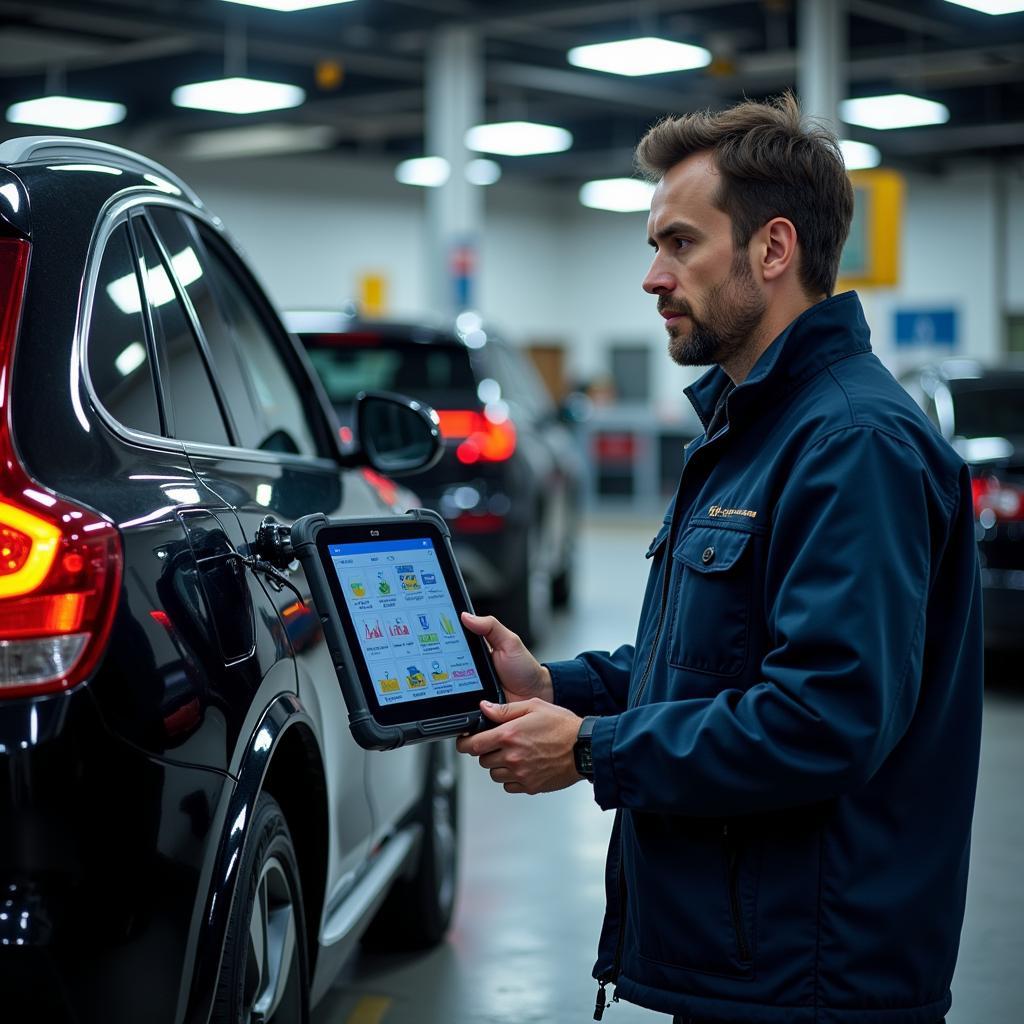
left=574, top=716, right=598, bottom=780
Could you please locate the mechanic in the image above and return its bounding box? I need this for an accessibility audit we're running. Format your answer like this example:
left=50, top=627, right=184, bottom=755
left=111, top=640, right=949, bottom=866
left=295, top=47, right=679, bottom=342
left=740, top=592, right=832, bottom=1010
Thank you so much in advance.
left=456, top=93, right=982, bottom=1024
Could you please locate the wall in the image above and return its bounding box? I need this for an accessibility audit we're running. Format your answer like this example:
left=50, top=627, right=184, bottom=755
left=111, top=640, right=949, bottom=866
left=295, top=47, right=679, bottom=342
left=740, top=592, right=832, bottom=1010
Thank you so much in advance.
left=158, top=149, right=1024, bottom=418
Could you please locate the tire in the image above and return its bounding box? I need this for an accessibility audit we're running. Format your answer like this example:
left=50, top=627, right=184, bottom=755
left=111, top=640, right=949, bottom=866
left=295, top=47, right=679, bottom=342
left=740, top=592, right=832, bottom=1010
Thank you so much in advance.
left=551, top=542, right=574, bottom=609
left=495, top=523, right=551, bottom=647
left=362, top=740, right=459, bottom=951
left=212, top=792, right=309, bottom=1024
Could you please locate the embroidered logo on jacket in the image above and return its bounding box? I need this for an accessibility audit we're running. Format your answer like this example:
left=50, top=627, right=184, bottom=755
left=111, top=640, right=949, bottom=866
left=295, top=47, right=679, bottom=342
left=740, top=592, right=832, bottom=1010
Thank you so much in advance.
left=708, top=504, right=758, bottom=520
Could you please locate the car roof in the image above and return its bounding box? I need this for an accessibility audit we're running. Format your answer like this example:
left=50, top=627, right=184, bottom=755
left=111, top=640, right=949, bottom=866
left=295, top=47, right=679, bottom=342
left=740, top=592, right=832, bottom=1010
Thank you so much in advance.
left=908, top=359, right=1024, bottom=388
left=0, top=135, right=202, bottom=208
left=283, top=310, right=499, bottom=348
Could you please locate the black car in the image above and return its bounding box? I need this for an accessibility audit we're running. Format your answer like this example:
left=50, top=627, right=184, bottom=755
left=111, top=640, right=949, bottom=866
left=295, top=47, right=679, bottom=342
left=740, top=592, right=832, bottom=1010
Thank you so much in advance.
left=901, top=359, right=1024, bottom=651
left=284, top=311, right=585, bottom=645
left=0, top=136, right=459, bottom=1024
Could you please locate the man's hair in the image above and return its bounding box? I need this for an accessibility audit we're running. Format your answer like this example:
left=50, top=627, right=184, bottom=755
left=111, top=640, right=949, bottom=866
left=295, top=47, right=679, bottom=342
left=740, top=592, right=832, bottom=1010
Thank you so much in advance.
left=635, top=92, right=854, bottom=298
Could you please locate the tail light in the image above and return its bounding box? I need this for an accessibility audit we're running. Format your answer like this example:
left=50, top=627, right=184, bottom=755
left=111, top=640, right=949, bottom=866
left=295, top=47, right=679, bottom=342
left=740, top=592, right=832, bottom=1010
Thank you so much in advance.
left=0, top=237, right=123, bottom=698
left=436, top=409, right=517, bottom=464
left=972, top=475, right=1024, bottom=523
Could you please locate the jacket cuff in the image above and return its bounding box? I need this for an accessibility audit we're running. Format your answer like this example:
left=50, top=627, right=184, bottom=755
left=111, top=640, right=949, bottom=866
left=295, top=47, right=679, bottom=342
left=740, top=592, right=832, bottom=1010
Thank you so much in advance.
left=590, top=715, right=620, bottom=810
left=546, top=658, right=600, bottom=717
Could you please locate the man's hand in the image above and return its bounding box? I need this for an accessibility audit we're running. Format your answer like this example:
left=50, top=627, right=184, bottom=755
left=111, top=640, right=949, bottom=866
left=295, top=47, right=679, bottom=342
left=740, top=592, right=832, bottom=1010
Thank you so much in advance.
left=460, top=612, right=553, bottom=704
left=456, top=699, right=584, bottom=794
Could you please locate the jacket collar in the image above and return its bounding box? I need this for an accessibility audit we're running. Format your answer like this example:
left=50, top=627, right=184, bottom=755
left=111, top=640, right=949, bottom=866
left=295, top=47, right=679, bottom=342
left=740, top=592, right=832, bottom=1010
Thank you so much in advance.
left=684, top=291, right=871, bottom=431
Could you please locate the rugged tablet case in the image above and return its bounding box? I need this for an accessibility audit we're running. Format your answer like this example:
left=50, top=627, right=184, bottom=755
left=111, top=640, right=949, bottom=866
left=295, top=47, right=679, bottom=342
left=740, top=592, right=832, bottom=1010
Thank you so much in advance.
left=290, top=508, right=501, bottom=750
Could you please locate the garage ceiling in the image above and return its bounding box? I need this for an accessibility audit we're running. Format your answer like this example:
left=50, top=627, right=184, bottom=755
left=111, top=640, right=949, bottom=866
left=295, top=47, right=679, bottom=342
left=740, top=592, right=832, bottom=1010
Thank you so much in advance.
left=1, top=0, right=1023, bottom=182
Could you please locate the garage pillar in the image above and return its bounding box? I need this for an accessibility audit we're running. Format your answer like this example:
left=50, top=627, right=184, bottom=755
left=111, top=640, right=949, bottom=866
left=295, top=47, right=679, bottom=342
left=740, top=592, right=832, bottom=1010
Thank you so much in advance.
left=425, top=26, right=484, bottom=318
left=797, top=0, right=845, bottom=132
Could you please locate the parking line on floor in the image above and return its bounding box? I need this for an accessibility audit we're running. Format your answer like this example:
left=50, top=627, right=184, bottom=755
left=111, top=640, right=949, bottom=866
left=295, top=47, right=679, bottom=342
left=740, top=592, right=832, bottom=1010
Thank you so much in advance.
left=346, top=995, right=392, bottom=1024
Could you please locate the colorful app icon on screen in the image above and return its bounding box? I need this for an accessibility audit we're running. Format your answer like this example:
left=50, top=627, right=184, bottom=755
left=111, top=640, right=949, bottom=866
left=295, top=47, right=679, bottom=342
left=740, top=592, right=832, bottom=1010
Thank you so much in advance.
left=397, top=564, right=421, bottom=592
left=378, top=673, right=400, bottom=693
left=405, top=665, right=427, bottom=689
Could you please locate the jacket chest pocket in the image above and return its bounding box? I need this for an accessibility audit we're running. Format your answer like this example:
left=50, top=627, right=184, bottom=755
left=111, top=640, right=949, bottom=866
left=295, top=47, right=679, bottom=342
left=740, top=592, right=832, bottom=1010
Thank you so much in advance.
left=668, top=525, right=755, bottom=677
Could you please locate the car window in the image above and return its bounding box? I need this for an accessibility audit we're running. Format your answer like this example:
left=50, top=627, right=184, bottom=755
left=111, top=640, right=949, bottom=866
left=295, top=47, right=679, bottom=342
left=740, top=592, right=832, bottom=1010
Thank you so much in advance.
left=303, top=338, right=476, bottom=412
left=153, top=210, right=319, bottom=458
left=133, top=217, right=231, bottom=447
left=146, top=207, right=265, bottom=451
left=87, top=223, right=162, bottom=436
left=491, top=343, right=551, bottom=419
left=198, top=226, right=319, bottom=457
left=950, top=383, right=1024, bottom=438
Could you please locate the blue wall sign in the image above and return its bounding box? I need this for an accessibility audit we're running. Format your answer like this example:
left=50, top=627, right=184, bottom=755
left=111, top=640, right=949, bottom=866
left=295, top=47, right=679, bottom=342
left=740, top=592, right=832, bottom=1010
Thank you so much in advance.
left=894, top=309, right=958, bottom=349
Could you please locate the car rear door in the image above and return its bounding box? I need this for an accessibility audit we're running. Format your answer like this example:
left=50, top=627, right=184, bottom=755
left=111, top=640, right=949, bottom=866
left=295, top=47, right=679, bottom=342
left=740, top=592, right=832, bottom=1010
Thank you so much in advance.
left=140, top=203, right=383, bottom=877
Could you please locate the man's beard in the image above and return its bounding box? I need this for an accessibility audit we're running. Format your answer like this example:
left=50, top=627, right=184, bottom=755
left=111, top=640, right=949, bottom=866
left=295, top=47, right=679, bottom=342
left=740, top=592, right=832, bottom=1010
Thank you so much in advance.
left=661, top=253, right=767, bottom=368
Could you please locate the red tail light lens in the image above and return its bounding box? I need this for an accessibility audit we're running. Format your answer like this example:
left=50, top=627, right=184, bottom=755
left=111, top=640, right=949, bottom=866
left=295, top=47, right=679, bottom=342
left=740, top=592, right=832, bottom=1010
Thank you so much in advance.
left=972, top=475, right=1024, bottom=523
left=436, top=409, right=517, bottom=463
left=0, top=237, right=124, bottom=698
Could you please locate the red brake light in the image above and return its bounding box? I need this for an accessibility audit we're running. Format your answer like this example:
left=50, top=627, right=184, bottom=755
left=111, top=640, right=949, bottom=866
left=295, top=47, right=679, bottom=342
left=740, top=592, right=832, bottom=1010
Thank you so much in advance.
left=436, top=409, right=517, bottom=463
left=0, top=237, right=124, bottom=698
left=972, top=475, right=1024, bottom=523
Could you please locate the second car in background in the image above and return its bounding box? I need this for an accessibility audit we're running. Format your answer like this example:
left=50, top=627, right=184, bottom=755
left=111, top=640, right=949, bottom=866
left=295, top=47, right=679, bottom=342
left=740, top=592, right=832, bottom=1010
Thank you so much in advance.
left=901, top=359, right=1024, bottom=653
left=284, top=311, right=585, bottom=645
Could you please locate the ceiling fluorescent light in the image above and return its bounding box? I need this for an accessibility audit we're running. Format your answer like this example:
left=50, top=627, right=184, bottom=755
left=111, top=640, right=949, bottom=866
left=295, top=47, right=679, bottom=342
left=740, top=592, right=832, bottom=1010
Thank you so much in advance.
left=395, top=156, right=450, bottom=188
left=839, top=140, right=881, bottom=170
left=943, top=0, right=1024, bottom=12
left=180, top=123, right=334, bottom=159
left=568, top=37, right=711, bottom=76
left=466, top=158, right=501, bottom=185
left=465, top=121, right=572, bottom=157
left=840, top=94, right=949, bottom=130
left=6, top=95, right=126, bottom=130
left=220, top=0, right=357, bottom=9
left=579, top=178, right=656, bottom=213
left=172, top=77, right=305, bottom=115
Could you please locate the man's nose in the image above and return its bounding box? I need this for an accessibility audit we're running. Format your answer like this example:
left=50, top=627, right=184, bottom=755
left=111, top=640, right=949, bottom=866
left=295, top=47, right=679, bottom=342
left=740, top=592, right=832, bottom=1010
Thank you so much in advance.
left=642, top=266, right=675, bottom=295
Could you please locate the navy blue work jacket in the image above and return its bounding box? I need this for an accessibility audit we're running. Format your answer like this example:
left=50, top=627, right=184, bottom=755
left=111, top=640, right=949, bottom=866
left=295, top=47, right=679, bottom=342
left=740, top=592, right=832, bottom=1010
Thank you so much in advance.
left=548, top=292, right=983, bottom=1024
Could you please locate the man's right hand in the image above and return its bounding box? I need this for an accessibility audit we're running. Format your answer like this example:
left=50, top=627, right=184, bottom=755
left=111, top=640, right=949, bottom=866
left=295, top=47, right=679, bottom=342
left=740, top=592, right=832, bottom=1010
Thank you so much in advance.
left=460, top=612, right=553, bottom=704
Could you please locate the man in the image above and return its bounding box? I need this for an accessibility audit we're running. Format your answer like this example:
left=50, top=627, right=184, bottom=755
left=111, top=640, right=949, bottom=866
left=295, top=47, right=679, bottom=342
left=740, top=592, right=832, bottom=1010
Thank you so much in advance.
left=456, top=93, right=982, bottom=1024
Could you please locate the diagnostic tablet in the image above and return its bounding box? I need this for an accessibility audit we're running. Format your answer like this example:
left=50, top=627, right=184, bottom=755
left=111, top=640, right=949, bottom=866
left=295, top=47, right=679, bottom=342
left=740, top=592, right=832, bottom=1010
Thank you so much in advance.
left=290, top=510, right=504, bottom=749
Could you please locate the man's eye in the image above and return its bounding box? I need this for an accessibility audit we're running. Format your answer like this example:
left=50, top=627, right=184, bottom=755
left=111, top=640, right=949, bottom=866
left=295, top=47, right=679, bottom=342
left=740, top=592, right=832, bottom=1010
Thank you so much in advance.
left=674, top=238, right=690, bottom=251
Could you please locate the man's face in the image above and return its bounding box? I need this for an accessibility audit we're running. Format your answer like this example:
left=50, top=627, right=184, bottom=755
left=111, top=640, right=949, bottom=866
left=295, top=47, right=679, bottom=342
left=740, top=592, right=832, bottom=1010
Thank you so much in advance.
left=643, top=152, right=767, bottom=368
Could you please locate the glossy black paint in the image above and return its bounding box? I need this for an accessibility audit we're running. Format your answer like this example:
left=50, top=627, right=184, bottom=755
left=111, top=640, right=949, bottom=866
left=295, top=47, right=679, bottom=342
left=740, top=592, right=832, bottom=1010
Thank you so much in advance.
left=0, top=142, right=437, bottom=1023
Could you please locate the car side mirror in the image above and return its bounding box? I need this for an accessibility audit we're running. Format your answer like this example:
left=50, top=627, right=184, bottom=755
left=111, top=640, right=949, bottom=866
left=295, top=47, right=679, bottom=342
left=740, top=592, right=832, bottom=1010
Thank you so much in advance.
left=351, top=390, right=443, bottom=476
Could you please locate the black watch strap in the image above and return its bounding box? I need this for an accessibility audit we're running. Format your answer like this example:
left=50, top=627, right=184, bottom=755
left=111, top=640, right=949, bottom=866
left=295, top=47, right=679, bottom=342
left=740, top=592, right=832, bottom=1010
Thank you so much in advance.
left=573, top=715, right=598, bottom=780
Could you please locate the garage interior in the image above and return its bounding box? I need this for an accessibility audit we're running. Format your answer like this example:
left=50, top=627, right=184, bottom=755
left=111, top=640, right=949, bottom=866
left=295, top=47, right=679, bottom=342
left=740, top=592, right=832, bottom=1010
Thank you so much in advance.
left=1, top=1, right=1022, bottom=1022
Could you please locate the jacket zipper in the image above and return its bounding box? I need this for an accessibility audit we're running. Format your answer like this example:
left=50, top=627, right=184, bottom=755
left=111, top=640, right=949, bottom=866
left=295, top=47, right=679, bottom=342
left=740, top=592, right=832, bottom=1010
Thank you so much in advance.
left=723, top=824, right=751, bottom=962
left=594, top=433, right=726, bottom=1017
left=594, top=860, right=626, bottom=1020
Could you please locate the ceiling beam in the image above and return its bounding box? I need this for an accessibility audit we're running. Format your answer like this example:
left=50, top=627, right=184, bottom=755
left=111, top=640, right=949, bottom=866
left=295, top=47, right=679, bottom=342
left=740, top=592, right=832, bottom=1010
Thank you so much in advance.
left=489, top=61, right=722, bottom=113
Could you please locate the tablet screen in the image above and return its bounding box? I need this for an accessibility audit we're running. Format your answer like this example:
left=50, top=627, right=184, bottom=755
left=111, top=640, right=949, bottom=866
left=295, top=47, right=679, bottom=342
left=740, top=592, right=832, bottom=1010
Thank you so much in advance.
left=327, top=536, right=484, bottom=706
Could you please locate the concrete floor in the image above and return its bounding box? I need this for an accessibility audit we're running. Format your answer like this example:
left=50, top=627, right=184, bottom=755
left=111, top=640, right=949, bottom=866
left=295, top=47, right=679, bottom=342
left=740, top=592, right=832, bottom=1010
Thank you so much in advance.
left=313, top=514, right=1024, bottom=1024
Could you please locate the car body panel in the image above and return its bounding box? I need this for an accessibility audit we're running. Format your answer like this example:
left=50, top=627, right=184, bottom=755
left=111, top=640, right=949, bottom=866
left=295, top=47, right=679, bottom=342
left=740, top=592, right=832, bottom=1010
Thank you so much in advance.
left=0, top=139, right=441, bottom=1022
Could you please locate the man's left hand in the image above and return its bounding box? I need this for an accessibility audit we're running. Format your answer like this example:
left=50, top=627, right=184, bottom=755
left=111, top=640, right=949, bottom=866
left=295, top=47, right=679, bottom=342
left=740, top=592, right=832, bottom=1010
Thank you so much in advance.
left=456, top=699, right=584, bottom=794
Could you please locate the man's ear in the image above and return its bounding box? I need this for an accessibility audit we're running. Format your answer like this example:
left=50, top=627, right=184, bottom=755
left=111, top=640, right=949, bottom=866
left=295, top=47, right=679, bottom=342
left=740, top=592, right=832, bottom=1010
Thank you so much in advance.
left=758, top=217, right=798, bottom=283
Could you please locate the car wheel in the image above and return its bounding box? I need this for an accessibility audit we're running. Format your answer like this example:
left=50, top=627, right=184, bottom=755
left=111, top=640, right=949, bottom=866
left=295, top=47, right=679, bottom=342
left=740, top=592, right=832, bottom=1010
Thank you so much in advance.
left=551, top=540, right=574, bottom=609
left=213, top=792, right=309, bottom=1024
left=496, top=523, right=551, bottom=646
left=362, top=740, right=459, bottom=951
